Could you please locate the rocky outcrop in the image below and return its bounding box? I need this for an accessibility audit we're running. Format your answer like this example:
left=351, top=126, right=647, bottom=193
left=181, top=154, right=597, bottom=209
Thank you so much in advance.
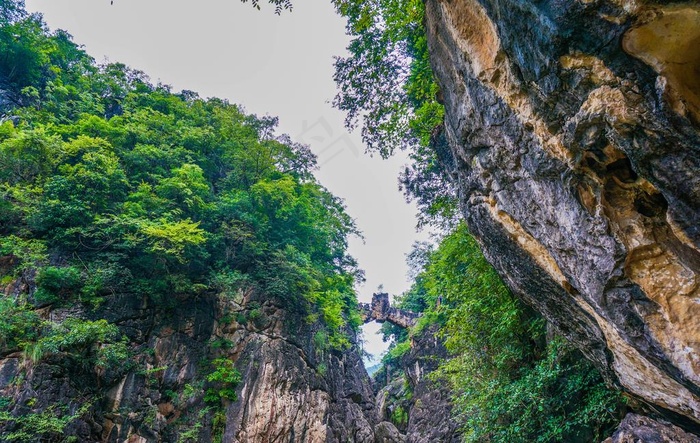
left=424, top=0, right=700, bottom=432
left=0, top=287, right=381, bottom=442
left=374, top=324, right=462, bottom=443
left=374, top=421, right=405, bottom=443
left=360, top=293, right=420, bottom=329
left=401, top=325, right=461, bottom=443
left=605, top=413, right=700, bottom=443
left=364, top=292, right=459, bottom=442
left=218, top=296, right=378, bottom=443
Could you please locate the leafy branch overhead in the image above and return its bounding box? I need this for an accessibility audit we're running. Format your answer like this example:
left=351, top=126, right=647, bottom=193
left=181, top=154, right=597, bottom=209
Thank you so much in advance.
left=241, top=0, right=293, bottom=14
left=107, top=0, right=294, bottom=14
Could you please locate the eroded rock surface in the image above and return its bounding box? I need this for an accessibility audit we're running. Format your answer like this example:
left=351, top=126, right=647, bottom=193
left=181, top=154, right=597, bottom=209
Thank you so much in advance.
left=0, top=289, right=379, bottom=442
left=424, top=0, right=700, bottom=431
left=374, top=421, right=406, bottom=443
left=605, top=413, right=700, bottom=443
left=374, top=324, right=462, bottom=443
left=401, top=325, right=462, bottom=443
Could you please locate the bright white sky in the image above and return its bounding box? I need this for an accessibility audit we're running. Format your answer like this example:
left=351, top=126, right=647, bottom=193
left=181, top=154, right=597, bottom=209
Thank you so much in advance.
left=24, top=0, right=429, bottom=365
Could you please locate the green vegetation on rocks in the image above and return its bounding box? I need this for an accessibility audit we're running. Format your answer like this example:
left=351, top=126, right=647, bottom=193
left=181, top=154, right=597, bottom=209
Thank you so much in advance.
left=0, top=1, right=363, bottom=357
left=0, top=2, right=366, bottom=438
left=381, top=224, right=623, bottom=442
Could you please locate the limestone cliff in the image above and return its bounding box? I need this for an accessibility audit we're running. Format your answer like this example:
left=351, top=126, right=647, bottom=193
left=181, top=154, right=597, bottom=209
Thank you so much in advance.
left=367, top=295, right=461, bottom=443
left=0, top=283, right=380, bottom=442
left=387, top=325, right=461, bottom=443
left=605, top=413, right=700, bottom=443
left=424, top=0, right=700, bottom=431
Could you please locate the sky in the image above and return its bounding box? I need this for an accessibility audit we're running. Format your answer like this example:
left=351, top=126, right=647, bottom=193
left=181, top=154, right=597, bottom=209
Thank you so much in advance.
left=23, top=0, right=430, bottom=365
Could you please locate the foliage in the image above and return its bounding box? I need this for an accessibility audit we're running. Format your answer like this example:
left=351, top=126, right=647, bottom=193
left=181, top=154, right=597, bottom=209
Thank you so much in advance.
left=33, top=265, right=82, bottom=305
left=381, top=339, right=410, bottom=367
left=444, top=338, right=622, bottom=442
left=428, top=225, right=534, bottom=372
left=383, top=223, right=622, bottom=441
left=27, top=318, right=129, bottom=374
left=391, top=405, right=408, bottom=427
left=0, top=297, right=40, bottom=352
left=332, top=0, right=457, bottom=228
left=0, top=0, right=363, bottom=361
left=204, top=357, right=242, bottom=404
left=177, top=421, right=203, bottom=443
left=240, top=0, right=292, bottom=14
left=0, top=403, right=90, bottom=443
left=0, top=236, right=47, bottom=271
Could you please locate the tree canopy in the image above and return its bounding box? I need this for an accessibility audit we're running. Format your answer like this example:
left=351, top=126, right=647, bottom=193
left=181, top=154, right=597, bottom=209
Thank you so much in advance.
left=0, top=1, right=364, bottom=361
left=331, top=0, right=458, bottom=229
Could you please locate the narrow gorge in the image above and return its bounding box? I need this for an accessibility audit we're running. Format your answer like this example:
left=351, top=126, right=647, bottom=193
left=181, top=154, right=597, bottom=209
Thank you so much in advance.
left=1, top=0, right=699, bottom=441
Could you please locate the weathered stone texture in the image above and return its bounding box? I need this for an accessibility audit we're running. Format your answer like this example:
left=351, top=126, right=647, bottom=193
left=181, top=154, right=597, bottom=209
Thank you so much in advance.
left=402, top=325, right=462, bottom=443
left=605, top=413, right=700, bottom=443
left=374, top=323, right=462, bottom=443
left=360, top=293, right=420, bottom=329
left=0, top=290, right=379, bottom=442
left=424, top=0, right=700, bottom=431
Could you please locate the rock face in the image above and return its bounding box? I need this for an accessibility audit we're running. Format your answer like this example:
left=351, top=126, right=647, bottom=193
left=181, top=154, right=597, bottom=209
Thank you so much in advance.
left=605, top=414, right=700, bottom=443
left=400, top=325, right=462, bottom=443
left=0, top=288, right=380, bottom=442
left=424, top=0, right=700, bottom=431
left=374, top=324, right=462, bottom=443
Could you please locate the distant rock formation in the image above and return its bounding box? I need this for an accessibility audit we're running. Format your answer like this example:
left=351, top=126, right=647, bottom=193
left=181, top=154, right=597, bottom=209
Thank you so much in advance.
left=360, top=293, right=420, bottom=329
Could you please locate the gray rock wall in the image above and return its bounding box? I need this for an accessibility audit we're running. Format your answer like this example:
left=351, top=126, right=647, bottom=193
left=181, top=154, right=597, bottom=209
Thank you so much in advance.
left=604, top=414, right=700, bottom=443
left=0, top=288, right=380, bottom=442
left=424, top=0, right=700, bottom=431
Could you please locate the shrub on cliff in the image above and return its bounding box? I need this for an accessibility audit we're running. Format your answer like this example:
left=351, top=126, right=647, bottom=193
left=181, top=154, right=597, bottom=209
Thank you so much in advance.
left=383, top=224, right=623, bottom=441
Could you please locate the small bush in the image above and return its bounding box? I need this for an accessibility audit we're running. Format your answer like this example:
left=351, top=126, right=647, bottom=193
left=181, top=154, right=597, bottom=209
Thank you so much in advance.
left=0, top=236, right=47, bottom=272
left=391, top=405, right=408, bottom=427
left=248, top=307, right=262, bottom=322
left=0, top=403, right=90, bottom=443
left=210, top=338, right=233, bottom=350
left=204, top=357, right=241, bottom=404
left=313, top=330, right=329, bottom=352
left=383, top=340, right=411, bottom=366
left=0, top=297, right=41, bottom=351
left=34, top=266, right=82, bottom=304
left=27, top=318, right=128, bottom=375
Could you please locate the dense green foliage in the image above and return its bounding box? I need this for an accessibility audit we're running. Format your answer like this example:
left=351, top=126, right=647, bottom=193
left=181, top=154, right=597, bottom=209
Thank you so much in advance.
left=0, top=403, right=90, bottom=443
left=0, top=3, right=369, bottom=439
left=205, top=358, right=243, bottom=404
left=332, top=0, right=457, bottom=228
left=0, top=1, right=362, bottom=362
left=383, top=224, right=622, bottom=442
